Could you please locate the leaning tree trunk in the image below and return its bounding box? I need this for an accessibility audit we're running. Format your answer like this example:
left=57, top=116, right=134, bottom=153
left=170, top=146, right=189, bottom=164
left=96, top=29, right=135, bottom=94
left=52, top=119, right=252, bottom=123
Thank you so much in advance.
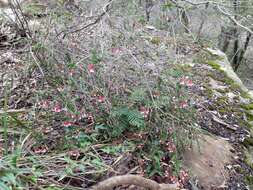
left=180, top=8, right=190, bottom=33
left=218, top=26, right=233, bottom=53
left=232, top=0, right=239, bottom=71
left=235, top=31, right=252, bottom=71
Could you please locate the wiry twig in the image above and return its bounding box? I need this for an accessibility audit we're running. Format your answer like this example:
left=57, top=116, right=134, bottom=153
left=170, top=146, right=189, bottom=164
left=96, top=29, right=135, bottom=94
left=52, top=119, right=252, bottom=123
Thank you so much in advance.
left=58, top=0, right=113, bottom=38
left=216, top=5, right=253, bottom=34
left=180, top=0, right=253, bottom=34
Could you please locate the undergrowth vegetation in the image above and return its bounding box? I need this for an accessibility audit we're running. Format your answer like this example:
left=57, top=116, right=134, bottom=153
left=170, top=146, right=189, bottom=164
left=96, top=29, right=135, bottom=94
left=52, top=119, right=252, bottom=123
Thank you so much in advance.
left=0, top=0, right=208, bottom=189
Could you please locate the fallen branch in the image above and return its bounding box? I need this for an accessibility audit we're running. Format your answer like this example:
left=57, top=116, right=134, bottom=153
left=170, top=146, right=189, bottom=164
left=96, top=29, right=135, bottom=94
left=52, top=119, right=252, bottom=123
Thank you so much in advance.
left=91, top=175, right=179, bottom=190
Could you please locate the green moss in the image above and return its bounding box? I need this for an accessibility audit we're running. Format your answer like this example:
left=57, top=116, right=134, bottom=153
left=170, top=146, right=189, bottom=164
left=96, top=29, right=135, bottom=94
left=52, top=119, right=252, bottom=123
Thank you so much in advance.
left=243, top=150, right=253, bottom=186
left=192, top=50, right=212, bottom=64
left=206, top=60, right=222, bottom=71
left=243, top=137, right=253, bottom=147
left=215, top=88, right=229, bottom=94
left=241, top=103, right=253, bottom=110
left=203, top=85, right=213, bottom=98
left=238, top=120, right=252, bottom=129
left=246, top=175, right=253, bottom=186
left=207, top=69, right=241, bottom=92
left=214, top=97, right=230, bottom=109
left=204, top=49, right=226, bottom=60
left=230, top=83, right=241, bottom=91
left=217, top=96, right=228, bottom=103
left=245, top=111, right=253, bottom=121
left=245, top=148, right=253, bottom=169
left=150, top=37, right=162, bottom=45
left=241, top=91, right=252, bottom=99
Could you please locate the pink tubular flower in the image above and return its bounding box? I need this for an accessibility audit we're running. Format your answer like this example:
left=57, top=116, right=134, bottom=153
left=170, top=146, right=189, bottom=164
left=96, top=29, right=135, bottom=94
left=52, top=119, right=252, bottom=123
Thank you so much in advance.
left=53, top=104, right=62, bottom=113
left=33, top=146, right=48, bottom=154
left=179, top=170, right=189, bottom=184
left=166, top=141, right=176, bottom=153
left=169, top=175, right=178, bottom=184
left=186, top=79, right=193, bottom=87
left=139, top=106, right=150, bottom=118
left=39, top=100, right=50, bottom=109
left=69, top=150, right=80, bottom=158
left=42, top=127, right=53, bottom=134
left=63, top=121, right=75, bottom=127
left=69, top=69, right=75, bottom=76
left=87, top=64, right=95, bottom=73
left=179, top=77, right=193, bottom=87
left=97, top=95, right=105, bottom=103
left=179, top=78, right=186, bottom=86
left=179, top=101, right=188, bottom=109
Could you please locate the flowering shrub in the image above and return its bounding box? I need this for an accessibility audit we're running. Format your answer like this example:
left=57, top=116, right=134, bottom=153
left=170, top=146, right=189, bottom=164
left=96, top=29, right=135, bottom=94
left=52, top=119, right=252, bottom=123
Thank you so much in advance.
left=35, top=47, right=197, bottom=177
left=25, top=1, right=199, bottom=186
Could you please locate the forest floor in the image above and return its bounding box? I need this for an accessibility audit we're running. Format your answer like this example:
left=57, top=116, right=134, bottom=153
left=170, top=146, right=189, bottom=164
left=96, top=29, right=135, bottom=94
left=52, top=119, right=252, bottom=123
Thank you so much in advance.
left=1, top=1, right=253, bottom=190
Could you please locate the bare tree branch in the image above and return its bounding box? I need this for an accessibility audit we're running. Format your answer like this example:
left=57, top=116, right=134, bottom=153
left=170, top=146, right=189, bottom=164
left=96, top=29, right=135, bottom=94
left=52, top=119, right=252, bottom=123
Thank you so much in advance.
left=216, top=5, right=253, bottom=34
left=57, top=0, right=113, bottom=38
left=180, top=0, right=253, bottom=34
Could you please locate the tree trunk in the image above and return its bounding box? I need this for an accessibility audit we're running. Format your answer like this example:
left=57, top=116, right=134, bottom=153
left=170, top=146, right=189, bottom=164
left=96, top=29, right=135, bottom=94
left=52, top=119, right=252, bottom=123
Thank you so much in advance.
left=145, top=0, right=153, bottom=22
left=232, top=0, right=239, bottom=71
left=235, top=32, right=252, bottom=71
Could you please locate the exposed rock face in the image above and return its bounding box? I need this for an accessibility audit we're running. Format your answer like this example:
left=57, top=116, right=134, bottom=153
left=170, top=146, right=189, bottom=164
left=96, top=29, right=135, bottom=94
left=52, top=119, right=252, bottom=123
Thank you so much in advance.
left=183, top=134, right=233, bottom=189
left=206, top=48, right=253, bottom=98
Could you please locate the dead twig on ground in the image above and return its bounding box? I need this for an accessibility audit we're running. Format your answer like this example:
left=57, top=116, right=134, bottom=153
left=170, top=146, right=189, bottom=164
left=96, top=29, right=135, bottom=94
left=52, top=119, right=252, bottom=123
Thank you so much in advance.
left=0, top=108, right=30, bottom=115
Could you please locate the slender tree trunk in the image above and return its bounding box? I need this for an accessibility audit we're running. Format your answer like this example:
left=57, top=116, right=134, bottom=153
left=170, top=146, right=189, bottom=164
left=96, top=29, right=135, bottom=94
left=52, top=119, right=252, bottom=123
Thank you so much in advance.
left=196, top=2, right=209, bottom=39
left=218, top=26, right=233, bottom=53
left=232, top=29, right=239, bottom=70
left=232, top=0, right=239, bottom=70
left=181, top=8, right=189, bottom=33
left=145, top=0, right=153, bottom=22
left=235, top=32, right=252, bottom=71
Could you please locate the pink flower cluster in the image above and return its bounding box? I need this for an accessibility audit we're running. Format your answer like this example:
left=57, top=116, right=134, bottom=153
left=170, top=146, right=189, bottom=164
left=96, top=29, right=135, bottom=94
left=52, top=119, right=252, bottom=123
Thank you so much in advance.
left=33, top=145, right=48, bottom=154
left=164, top=169, right=189, bottom=187
left=139, top=106, right=150, bottom=119
left=38, top=99, right=95, bottom=127
left=97, top=95, right=105, bottom=103
left=87, top=64, right=95, bottom=73
left=68, top=150, right=80, bottom=159
left=179, top=100, right=188, bottom=109
left=165, top=141, right=176, bottom=153
left=62, top=121, right=76, bottom=127
left=179, top=76, right=193, bottom=87
left=179, top=170, right=189, bottom=184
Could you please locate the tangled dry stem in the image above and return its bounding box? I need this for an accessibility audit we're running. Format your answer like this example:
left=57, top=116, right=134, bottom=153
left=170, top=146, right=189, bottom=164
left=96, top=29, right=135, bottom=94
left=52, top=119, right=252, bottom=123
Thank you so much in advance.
left=91, top=175, right=179, bottom=190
